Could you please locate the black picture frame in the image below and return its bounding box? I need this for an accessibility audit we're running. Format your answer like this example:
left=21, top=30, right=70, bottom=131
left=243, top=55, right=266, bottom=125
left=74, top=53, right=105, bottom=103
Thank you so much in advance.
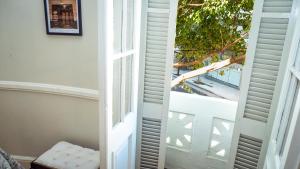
left=43, top=0, right=82, bottom=36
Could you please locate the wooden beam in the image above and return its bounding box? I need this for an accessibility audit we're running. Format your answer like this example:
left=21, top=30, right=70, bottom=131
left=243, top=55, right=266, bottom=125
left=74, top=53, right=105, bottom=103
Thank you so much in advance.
left=171, top=55, right=245, bottom=87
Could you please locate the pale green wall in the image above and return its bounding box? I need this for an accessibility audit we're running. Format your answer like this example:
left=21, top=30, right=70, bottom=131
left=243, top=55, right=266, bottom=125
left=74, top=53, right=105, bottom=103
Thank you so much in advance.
left=0, top=0, right=98, bottom=89
left=0, top=0, right=99, bottom=157
left=0, top=90, right=99, bottom=156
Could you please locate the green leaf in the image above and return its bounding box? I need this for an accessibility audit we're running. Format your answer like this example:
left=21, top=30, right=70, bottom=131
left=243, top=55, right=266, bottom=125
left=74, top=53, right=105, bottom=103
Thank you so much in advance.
left=175, top=0, right=253, bottom=68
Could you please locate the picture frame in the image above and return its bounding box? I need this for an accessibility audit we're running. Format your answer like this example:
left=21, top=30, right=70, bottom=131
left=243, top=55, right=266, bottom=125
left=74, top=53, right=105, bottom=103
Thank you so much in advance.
left=43, top=0, right=82, bottom=36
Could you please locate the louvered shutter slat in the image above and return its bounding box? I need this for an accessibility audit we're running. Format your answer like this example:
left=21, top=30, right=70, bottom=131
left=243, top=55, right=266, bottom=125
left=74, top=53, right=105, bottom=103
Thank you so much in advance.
left=251, top=77, right=276, bottom=86
left=247, top=100, right=270, bottom=110
left=257, top=43, right=284, bottom=50
left=249, top=86, right=274, bottom=95
left=147, top=39, right=167, bottom=46
left=140, top=118, right=163, bottom=168
left=234, top=135, right=263, bottom=169
left=252, top=72, right=277, bottom=80
left=255, top=53, right=281, bottom=62
left=252, top=68, right=278, bottom=77
left=250, top=82, right=275, bottom=91
left=257, top=38, right=285, bottom=45
left=263, top=0, right=293, bottom=13
left=256, top=48, right=284, bottom=56
left=245, top=18, right=289, bottom=122
left=245, top=103, right=269, bottom=114
left=148, top=1, right=169, bottom=9
left=236, top=150, right=259, bottom=160
left=259, top=33, right=286, bottom=41
left=143, top=1, right=171, bottom=104
left=147, top=35, right=168, bottom=41
left=254, top=58, right=280, bottom=66
left=253, top=63, right=279, bottom=71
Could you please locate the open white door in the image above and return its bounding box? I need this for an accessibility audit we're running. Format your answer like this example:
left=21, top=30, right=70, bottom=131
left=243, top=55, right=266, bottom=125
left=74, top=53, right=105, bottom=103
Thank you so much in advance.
left=228, top=0, right=296, bottom=169
left=136, top=0, right=178, bottom=168
left=265, top=1, right=300, bottom=168
left=98, top=0, right=141, bottom=168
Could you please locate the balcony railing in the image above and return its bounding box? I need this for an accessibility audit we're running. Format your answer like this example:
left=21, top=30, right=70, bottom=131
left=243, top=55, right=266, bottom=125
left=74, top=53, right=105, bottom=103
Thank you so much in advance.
left=166, top=91, right=238, bottom=169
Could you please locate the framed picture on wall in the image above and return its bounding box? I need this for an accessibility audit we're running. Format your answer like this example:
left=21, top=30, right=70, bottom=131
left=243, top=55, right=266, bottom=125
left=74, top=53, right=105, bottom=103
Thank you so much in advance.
left=44, top=0, right=82, bottom=36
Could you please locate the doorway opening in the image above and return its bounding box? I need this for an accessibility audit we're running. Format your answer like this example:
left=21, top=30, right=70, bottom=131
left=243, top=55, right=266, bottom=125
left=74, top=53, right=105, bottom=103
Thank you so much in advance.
left=165, top=0, right=254, bottom=168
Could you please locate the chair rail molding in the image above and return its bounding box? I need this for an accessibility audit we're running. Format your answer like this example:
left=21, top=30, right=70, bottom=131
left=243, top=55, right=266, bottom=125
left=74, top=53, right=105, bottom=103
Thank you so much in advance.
left=0, top=81, right=98, bottom=100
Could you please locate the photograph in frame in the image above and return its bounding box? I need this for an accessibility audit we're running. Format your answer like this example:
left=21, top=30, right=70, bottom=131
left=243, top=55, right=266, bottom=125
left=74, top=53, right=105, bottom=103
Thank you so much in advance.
left=44, top=0, right=82, bottom=35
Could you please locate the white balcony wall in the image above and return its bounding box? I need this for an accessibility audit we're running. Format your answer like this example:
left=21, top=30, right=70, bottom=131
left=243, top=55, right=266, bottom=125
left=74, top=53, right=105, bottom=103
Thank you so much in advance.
left=0, top=0, right=99, bottom=158
left=166, top=91, right=238, bottom=169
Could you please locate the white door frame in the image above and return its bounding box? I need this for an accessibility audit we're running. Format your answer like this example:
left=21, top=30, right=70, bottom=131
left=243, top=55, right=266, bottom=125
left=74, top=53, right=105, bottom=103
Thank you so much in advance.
left=265, top=1, right=300, bottom=168
left=97, top=0, right=141, bottom=168
left=98, top=0, right=114, bottom=168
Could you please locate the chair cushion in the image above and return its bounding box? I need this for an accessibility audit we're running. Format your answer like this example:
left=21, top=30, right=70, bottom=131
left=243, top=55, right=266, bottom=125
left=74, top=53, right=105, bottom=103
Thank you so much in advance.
left=33, top=142, right=100, bottom=169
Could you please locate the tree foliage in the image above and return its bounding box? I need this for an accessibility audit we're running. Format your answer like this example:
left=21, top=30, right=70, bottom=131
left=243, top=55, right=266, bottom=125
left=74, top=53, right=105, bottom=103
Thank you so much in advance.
left=175, top=0, right=253, bottom=68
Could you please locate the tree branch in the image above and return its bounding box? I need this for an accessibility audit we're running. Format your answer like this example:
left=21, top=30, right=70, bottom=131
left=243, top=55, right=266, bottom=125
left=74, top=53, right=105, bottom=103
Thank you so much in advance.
left=173, top=32, right=248, bottom=68
left=173, top=50, right=218, bottom=68
left=171, top=55, right=245, bottom=87
left=178, top=3, right=204, bottom=10
left=188, top=3, right=204, bottom=7
left=220, top=32, right=248, bottom=53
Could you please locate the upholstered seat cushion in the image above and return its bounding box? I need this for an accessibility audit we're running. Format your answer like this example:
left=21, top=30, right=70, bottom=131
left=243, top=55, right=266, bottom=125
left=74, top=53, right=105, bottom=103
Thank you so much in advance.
left=32, top=142, right=100, bottom=169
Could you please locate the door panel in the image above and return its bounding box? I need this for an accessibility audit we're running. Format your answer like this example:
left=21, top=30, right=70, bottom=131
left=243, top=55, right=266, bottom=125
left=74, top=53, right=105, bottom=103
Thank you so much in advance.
left=266, top=5, right=300, bottom=168
left=136, top=0, right=178, bottom=168
left=98, top=0, right=139, bottom=168
left=228, top=0, right=296, bottom=168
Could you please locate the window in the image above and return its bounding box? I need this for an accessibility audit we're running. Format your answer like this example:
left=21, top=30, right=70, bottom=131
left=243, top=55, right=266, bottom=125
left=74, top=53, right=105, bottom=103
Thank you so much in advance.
left=113, top=0, right=123, bottom=54
left=112, top=0, right=135, bottom=126
left=275, top=41, right=300, bottom=158
left=276, top=77, right=299, bottom=156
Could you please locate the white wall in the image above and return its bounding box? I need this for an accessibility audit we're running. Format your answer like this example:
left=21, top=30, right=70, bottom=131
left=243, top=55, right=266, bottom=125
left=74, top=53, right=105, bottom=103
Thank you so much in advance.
left=0, top=0, right=99, bottom=157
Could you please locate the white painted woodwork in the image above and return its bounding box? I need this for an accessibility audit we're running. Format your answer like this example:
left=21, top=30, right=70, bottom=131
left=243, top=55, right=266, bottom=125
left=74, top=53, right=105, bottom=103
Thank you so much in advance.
left=266, top=1, right=300, bottom=168
left=0, top=81, right=98, bottom=100
left=166, top=92, right=237, bottom=169
left=98, top=0, right=115, bottom=168
left=228, top=0, right=296, bottom=169
left=98, top=0, right=141, bottom=168
left=136, top=0, right=178, bottom=168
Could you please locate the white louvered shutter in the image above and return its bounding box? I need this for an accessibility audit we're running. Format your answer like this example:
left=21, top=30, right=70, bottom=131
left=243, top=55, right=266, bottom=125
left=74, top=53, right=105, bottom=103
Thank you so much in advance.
left=228, top=0, right=295, bottom=169
left=137, top=0, right=178, bottom=168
